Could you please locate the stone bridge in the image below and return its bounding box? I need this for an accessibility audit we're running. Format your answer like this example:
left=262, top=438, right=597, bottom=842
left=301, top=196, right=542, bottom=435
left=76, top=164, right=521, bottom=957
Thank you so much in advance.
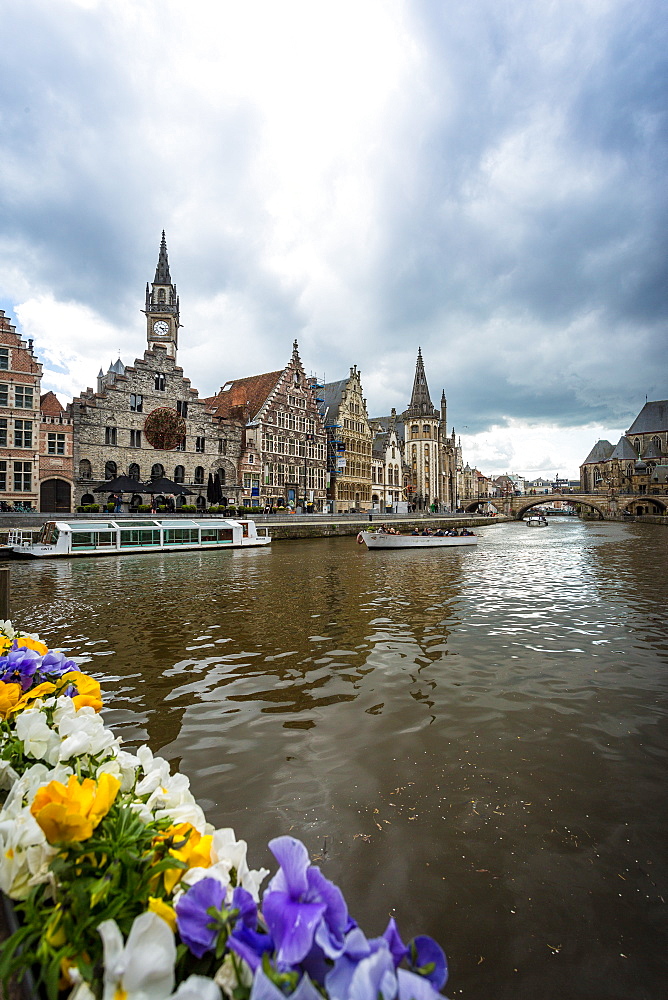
left=463, top=492, right=668, bottom=520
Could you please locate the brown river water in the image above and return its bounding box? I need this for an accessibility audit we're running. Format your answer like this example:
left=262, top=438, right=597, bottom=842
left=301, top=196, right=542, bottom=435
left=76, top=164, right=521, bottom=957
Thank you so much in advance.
left=8, top=518, right=668, bottom=999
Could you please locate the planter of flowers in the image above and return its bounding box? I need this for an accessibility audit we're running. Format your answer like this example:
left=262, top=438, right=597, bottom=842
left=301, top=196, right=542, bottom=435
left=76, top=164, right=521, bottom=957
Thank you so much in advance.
left=0, top=623, right=449, bottom=1000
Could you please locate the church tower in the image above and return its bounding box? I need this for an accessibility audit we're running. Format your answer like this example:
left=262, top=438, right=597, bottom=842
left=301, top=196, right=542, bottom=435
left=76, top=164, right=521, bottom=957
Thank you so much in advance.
left=143, top=231, right=180, bottom=359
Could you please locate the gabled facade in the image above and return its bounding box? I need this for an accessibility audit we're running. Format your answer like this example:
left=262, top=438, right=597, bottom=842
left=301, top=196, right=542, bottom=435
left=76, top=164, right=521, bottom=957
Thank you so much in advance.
left=370, top=410, right=405, bottom=512
left=0, top=310, right=42, bottom=510
left=320, top=366, right=373, bottom=512
left=72, top=235, right=242, bottom=510
left=208, top=342, right=328, bottom=511
left=39, top=391, right=74, bottom=512
left=580, top=402, right=668, bottom=495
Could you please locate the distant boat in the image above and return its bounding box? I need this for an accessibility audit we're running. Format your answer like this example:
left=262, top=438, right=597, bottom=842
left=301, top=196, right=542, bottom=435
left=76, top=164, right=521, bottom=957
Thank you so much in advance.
left=8, top=517, right=271, bottom=558
left=525, top=515, right=548, bottom=527
left=357, top=530, right=477, bottom=549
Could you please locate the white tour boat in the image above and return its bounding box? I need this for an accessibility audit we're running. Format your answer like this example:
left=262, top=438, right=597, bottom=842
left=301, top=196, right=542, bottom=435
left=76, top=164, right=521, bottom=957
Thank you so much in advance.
left=358, top=529, right=477, bottom=549
left=8, top=517, right=271, bottom=558
left=525, top=515, right=548, bottom=527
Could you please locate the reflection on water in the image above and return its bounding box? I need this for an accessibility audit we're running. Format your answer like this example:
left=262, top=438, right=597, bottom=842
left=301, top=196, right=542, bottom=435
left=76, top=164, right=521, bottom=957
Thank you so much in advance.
left=10, top=520, right=668, bottom=999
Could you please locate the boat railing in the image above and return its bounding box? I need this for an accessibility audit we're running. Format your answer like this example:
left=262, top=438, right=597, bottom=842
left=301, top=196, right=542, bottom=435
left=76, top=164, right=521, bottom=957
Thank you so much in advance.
left=8, top=529, right=38, bottom=548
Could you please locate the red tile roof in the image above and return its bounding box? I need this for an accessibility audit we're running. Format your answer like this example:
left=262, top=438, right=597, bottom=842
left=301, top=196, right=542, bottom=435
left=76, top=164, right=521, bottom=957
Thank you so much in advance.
left=206, top=370, right=282, bottom=420
left=40, top=391, right=64, bottom=416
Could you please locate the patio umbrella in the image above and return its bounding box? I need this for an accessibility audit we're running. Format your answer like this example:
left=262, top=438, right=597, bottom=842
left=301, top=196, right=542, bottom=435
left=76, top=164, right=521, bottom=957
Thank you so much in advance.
left=206, top=473, right=216, bottom=504
left=93, top=476, right=147, bottom=493
left=139, top=477, right=194, bottom=496
left=214, top=471, right=224, bottom=503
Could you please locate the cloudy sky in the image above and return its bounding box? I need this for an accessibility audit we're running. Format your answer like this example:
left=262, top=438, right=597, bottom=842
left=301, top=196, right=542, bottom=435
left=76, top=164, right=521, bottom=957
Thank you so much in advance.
left=1, top=0, right=666, bottom=479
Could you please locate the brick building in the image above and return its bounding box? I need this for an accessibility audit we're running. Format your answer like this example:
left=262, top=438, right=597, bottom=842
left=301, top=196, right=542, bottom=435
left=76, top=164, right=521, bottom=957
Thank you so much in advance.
left=0, top=310, right=42, bottom=510
left=39, top=391, right=74, bottom=512
left=320, top=366, right=373, bottom=512
left=208, top=341, right=328, bottom=510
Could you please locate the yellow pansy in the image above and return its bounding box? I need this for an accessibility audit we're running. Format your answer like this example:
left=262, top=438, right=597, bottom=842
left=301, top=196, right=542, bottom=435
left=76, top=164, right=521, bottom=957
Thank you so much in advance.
left=152, top=823, right=213, bottom=894
left=9, top=681, right=57, bottom=716
left=15, top=636, right=49, bottom=656
left=0, top=681, right=23, bottom=719
left=61, top=671, right=103, bottom=712
left=31, top=773, right=120, bottom=844
left=148, top=896, right=177, bottom=931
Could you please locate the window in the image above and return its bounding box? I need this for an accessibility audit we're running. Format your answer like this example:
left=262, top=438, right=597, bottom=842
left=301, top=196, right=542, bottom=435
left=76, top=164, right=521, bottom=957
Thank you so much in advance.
left=158, top=289, right=166, bottom=303
left=0, top=386, right=7, bottom=407
left=151, top=464, right=164, bottom=479
left=14, top=419, right=32, bottom=448
left=248, top=454, right=254, bottom=464
left=0, top=419, right=5, bottom=447
left=194, top=466, right=204, bottom=485
left=195, top=436, right=205, bottom=453
left=0, top=461, right=5, bottom=490
left=423, top=425, right=431, bottom=437
left=130, top=429, right=141, bottom=447
left=0, top=349, right=8, bottom=371
left=177, top=400, right=188, bottom=418
left=129, top=463, right=140, bottom=480
left=219, top=438, right=227, bottom=455
left=174, top=437, right=185, bottom=451
left=47, top=433, right=65, bottom=455
left=130, top=393, right=143, bottom=412
left=105, top=426, right=117, bottom=445
left=411, top=424, right=419, bottom=438
left=174, top=466, right=185, bottom=483
left=155, top=373, right=166, bottom=391
left=79, top=459, right=92, bottom=479
left=14, top=386, right=33, bottom=409
left=13, top=461, right=32, bottom=492
left=105, top=461, right=117, bottom=480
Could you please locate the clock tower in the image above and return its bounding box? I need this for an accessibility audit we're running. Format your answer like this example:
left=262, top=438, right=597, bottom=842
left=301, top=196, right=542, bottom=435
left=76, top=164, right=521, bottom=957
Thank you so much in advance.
left=144, top=231, right=180, bottom=358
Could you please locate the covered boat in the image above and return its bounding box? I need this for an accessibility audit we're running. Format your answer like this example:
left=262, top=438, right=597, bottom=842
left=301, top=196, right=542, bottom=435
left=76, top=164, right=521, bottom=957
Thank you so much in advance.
left=358, top=529, right=477, bottom=549
left=8, top=517, right=271, bottom=558
left=525, top=515, right=548, bottom=527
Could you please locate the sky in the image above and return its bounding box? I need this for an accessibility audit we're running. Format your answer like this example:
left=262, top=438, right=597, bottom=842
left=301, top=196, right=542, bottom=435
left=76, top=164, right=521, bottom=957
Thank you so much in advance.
left=1, top=0, right=666, bottom=480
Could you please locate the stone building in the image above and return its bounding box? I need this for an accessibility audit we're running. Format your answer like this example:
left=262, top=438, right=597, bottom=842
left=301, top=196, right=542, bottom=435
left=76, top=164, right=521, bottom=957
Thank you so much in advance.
left=319, top=366, right=373, bottom=512
left=580, top=400, right=668, bottom=496
left=72, top=235, right=243, bottom=510
left=207, top=341, right=328, bottom=511
left=0, top=310, right=42, bottom=510
left=39, top=391, right=74, bottom=512
left=370, top=410, right=406, bottom=512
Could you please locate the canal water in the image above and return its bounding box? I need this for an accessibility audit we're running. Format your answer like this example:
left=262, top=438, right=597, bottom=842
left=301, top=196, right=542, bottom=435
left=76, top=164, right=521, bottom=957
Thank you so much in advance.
left=8, top=519, right=668, bottom=999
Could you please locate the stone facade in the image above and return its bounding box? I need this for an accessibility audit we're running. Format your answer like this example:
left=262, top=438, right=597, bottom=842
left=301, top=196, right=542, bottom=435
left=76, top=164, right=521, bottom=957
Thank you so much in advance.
left=39, top=391, right=74, bottom=512
left=0, top=310, right=42, bottom=510
left=580, top=400, right=668, bottom=496
left=208, top=342, right=328, bottom=511
left=320, top=367, right=373, bottom=512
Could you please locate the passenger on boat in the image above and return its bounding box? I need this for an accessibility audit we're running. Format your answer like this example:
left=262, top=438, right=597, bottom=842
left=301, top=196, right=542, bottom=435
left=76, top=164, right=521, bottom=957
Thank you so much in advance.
left=434, top=529, right=444, bottom=536
left=411, top=528, right=420, bottom=535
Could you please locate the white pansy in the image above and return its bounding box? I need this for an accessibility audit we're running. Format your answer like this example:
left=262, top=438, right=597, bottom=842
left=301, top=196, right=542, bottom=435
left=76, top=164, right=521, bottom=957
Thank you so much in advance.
left=0, top=620, right=16, bottom=641
left=146, top=773, right=207, bottom=833
left=97, top=749, right=139, bottom=791
left=172, top=975, right=221, bottom=999
left=0, top=801, right=57, bottom=899
left=210, top=828, right=269, bottom=902
left=56, top=704, right=118, bottom=762
left=215, top=954, right=252, bottom=998
left=98, top=911, right=176, bottom=1000
left=134, top=745, right=172, bottom=796
left=0, top=759, right=19, bottom=792
left=14, top=707, right=62, bottom=764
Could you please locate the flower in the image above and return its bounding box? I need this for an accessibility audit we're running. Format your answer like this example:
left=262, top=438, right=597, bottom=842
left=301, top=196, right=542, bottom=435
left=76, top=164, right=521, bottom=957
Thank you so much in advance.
left=0, top=680, right=22, bottom=718
left=61, top=671, right=103, bottom=712
left=153, top=822, right=213, bottom=894
left=262, top=836, right=351, bottom=966
left=176, top=877, right=226, bottom=958
left=149, top=896, right=177, bottom=932
left=407, top=935, right=448, bottom=990
left=30, top=772, right=120, bottom=843
left=15, top=706, right=62, bottom=763
left=14, top=636, right=49, bottom=656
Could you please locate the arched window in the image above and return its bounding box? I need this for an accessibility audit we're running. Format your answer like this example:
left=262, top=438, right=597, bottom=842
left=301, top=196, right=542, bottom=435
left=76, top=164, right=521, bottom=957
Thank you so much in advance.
left=79, top=459, right=92, bottom=479
left=196, top=495, right=206, bottom=509
left=81, top=493, right=95, bottom=505
left=105, top=461, right=117, bottom=480
left=218, top=468, right=226, bottom=485
left=151, top=463, right=164, bottom=480
left=652, top=436, right=661, bottom=450
left=423, top=426, right=431, bottom=437
left=129, top=463, right=140, bottom=480
left=411, top=424, right=419, bottom=438
left=633, top=439, right=641, bottom=455
left=158, top=289, right=166, bottom=303
left=174, top=466, right=185, bottom=484
left=194, top=467, right=204, bottom=485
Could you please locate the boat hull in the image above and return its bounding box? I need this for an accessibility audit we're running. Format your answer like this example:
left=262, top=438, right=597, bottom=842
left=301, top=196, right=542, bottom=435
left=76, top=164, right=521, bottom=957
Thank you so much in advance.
left=360, top=531, right=477, bottom=549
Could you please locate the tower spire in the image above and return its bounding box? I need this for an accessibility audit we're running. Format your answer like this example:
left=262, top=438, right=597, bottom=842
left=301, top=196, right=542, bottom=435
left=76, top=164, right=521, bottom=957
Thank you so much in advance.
left=406, top=347, right=435, bottom=417
left=154, top=230, right=171, bottom=284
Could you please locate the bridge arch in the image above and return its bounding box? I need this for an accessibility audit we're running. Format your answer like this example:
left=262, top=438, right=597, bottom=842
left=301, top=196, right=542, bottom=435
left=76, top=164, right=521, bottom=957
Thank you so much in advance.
left=515, top=497, right=606, bottom=520
left=617, top=497, right=667, bottom=516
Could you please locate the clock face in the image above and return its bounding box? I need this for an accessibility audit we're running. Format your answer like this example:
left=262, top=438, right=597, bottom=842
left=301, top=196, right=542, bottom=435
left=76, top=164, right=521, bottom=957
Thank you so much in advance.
left=153, top=320, right=170, bottom=337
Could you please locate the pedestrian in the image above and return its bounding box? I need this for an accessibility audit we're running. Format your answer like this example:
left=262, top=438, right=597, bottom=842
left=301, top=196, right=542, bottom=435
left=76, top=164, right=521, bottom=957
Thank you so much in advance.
left=114, top=493, right=122, bottom=513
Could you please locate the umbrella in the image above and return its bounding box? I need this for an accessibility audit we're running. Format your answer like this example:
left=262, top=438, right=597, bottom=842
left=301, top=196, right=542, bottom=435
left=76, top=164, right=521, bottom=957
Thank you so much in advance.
left=206, top=473, right=216, bottom=504
left=139, top=477, right=194, bottom=496
left=93, top=476, right=147, bottom=494
left=214, top=471, right=224, bottom=503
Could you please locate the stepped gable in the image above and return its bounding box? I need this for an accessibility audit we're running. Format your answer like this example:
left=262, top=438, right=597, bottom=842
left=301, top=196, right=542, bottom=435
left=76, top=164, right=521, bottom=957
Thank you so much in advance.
left=627, top=400, right=668, bottom=435
left=610, top=436, right=637, bottom=461
left=581, top=440, right=615, bottom=465
left=207, top=370, right=282, bottom=422
left=41, top=391, right=64, bottom=416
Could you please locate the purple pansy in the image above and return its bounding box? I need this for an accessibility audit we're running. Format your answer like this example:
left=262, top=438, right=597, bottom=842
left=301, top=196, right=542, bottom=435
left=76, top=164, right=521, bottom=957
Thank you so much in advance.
left=0, top=647, right=42, bottom=690
left=383, top=918, right=409, bottom=967
left=408, top=935, right=448, bottom=989
left=176, top=878, right=226, bottom=958
left=229, top=924, right=274, bottom=972
left=263, top=836, right=352, bottom=965
left=249, top=969, right=323, bottom=1000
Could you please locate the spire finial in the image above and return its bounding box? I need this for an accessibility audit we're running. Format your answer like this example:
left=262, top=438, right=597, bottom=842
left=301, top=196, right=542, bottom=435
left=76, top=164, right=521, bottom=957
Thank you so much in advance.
left=154, top=231, right=171, bottom=284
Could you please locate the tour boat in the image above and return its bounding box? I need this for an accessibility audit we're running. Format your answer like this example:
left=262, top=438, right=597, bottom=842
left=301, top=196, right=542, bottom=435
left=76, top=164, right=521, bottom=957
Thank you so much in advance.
left=525, top=515, right=548, bottom=527
left=8, top=517, right=271, bottom=558
left=358, top=529, right=477, bottom=549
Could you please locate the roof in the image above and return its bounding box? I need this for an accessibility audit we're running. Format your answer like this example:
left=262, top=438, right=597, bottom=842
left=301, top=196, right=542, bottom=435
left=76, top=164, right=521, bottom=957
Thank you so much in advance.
left=627, top=400, right=668, bottom=435
left=581, top=440, right=614, bottom=465
left=610, top=436, right=637, bottom=461
left=207, top=370, right=282, bottom=421
left=40, top=391, right=64, bottom=416
left=642, top=440, right=664, bottom=460
left=320, top=379, right=348, bottom=423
